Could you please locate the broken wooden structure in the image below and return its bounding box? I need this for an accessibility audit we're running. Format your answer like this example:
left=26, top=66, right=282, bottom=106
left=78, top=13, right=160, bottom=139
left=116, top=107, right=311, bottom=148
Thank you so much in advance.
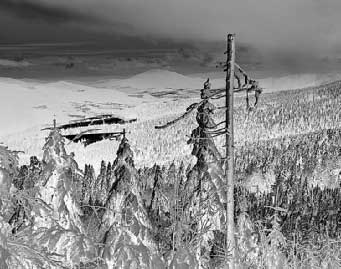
left=42, top=114, right=136, bottom=131
left=63, top=129, right=127, bottom=147
left=43, top=114, right=134, bottom=146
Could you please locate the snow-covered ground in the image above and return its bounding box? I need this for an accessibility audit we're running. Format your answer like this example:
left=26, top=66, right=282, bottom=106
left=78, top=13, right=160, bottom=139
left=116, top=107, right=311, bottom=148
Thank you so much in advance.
left=0, top=78, right=157, bottom=136
left=0, top=69, right=340, bottom=171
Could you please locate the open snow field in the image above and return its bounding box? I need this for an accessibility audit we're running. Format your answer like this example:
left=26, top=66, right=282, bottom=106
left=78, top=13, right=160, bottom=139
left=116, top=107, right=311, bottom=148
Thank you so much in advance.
left=0, top=69, right=340, bottom=172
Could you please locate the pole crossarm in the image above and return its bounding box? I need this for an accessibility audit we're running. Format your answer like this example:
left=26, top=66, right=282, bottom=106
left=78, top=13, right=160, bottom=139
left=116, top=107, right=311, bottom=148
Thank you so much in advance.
left=234, top=63, right=252, bottom=81
left=218, top=57, right=263, bottom=112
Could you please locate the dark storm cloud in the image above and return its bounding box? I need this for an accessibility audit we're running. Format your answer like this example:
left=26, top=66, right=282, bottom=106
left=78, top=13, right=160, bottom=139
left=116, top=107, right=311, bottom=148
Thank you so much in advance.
left=0, top=0, right=136, bottom=44
left=51, top=0, right=341, bottom=57
left=0, top=0, right=92, bottom=23
left=1, top=0, right=341, bottom=60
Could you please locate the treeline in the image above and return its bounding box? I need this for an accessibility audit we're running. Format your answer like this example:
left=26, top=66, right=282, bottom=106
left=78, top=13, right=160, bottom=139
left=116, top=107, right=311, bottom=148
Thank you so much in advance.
left=77, top=154, right=341, bottom=253
left=1, top=130, right=168, bottom=268
left=8, top=128, right=341, bottom=268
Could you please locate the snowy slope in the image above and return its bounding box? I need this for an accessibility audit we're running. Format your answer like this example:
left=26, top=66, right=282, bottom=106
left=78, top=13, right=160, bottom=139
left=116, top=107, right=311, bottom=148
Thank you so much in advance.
left=0, top=72, right=198, bottom=171
left=0, top=69, right=340, bottom=172
left=259, top=72, right=341, bottom=92
left=0, top=78, right=156, bottom=137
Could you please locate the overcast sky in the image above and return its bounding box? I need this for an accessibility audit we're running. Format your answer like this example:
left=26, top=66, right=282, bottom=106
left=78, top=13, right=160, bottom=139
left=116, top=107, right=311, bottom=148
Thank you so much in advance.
left=1, top=0, right=340, bottom=58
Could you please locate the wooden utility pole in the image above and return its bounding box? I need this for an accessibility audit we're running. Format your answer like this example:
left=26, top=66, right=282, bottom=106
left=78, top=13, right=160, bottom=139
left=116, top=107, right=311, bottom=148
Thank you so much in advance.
left=225, top=33, right=236, bottom=268
left=155, top=33, right=262, bottom=269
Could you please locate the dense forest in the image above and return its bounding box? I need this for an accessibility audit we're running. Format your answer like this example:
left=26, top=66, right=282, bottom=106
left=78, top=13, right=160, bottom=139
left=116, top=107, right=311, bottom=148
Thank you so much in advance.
left=0, top=81, right=340, bottom=268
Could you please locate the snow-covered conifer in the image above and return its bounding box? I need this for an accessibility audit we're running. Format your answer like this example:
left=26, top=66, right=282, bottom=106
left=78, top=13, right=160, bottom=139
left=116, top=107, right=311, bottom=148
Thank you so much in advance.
left=0, top=146, right=63, bottom=268
left=101, top=137, right=165, bottom=268
left=184, top=86, right=228, bottom=266
left=34, top=128, right=95, bottom=266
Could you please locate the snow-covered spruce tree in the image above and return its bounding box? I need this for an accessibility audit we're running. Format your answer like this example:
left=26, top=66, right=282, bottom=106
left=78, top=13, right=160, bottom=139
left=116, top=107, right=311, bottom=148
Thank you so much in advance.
left=167, top=162, right=177, bottom=186
left=172, top=161, right=188, bottom=229
left=148, top=164, right=177, bottom=256
left=177, top=161, right=186, bottom=187
left=80, top=164, right=89, bottom=206
left=34, top=128, right=95, bottom=266
left=94, top=160, right=107, bottom=206
left=0, top=145, right=63, bottom=268
left=25, top=156, right=43, bottom=190
left=148, top=164, right=165, bottom=213
left=105, top=162, right=112, bottom=194
left=81, top=164, right=96, bottom=208
left=184, top=84, right=227, bottom=267
left=14, top=157, right=43, bottom=191
left=13, top=164, right=27, bottom=190
left=235, top=193, right=260, bottom=267
left=101, top=136, right=165, bottom=268
left=262, top=210, right=287, bottom=269
left=10, top=156, right=44, bottom=232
